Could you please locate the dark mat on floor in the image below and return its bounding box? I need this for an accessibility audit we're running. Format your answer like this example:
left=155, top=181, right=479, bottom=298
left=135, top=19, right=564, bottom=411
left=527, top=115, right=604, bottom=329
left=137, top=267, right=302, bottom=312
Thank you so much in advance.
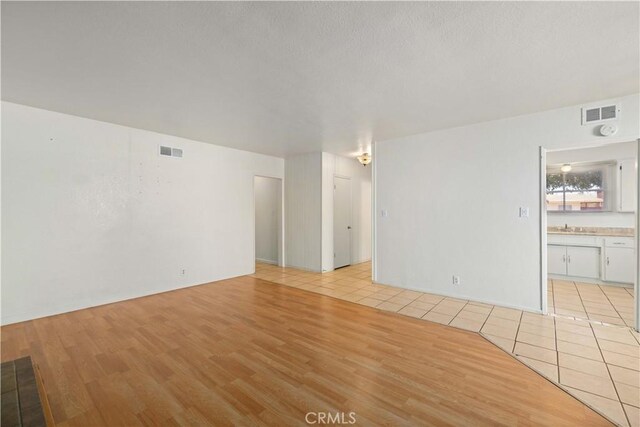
left=1, top=356, right=47, bottom=427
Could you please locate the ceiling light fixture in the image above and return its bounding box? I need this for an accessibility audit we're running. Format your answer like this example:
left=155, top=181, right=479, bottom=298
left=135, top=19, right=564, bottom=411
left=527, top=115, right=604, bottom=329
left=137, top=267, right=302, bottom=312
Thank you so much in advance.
left=357, top=152, right=372, bottom=166
left=560, top=164, right=572, bottom=173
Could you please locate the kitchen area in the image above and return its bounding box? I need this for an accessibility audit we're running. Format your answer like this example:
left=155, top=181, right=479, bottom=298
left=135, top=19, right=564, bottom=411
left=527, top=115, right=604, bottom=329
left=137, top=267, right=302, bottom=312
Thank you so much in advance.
left=546, top=141, right=636, bottom=328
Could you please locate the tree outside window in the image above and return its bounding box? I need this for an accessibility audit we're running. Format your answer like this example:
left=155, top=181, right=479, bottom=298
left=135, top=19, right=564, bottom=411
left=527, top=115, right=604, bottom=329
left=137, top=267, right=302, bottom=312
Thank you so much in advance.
left=546, top=164, right=611, bottom=212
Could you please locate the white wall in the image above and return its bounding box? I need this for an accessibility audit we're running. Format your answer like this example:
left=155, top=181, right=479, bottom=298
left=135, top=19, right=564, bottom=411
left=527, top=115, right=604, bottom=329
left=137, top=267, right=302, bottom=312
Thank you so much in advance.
left=254, top=176, right=282, bottom=264
left=375, top=94, right=639, bottom=312
left=285, top=152, right=371, bottom=272
left=547, top=141, right=636, bottom=228
left=1, top=102, right=284, bottom=324
left=284, top=152, right=322, bottom=271
left=321, top=153, right=372, bottom=271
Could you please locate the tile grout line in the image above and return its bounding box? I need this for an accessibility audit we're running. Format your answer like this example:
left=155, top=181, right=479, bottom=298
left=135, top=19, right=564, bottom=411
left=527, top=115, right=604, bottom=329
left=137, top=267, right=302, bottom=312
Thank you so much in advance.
left=512, top=311, right=525, bottom=355
left=572, top=280, right=590, bottom=320
left=574, top=281, right=620, bottom=326
left=478, top=305, right=496, bottom=339
left=446, top=301, right=470, bottom=327
left=550, top=279, right=556, bottom=314
left=420, top=297, right=446, bottom=319
left=589, top=321, right=632, bottom=427
left=597, top=284, right=630, bottom=327
left=378, top=293, right=423, bottom=314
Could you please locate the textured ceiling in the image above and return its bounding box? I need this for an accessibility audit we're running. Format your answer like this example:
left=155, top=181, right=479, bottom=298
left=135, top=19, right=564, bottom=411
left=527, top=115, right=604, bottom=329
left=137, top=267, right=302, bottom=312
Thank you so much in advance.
left=2, top=1, right=638, bottom=157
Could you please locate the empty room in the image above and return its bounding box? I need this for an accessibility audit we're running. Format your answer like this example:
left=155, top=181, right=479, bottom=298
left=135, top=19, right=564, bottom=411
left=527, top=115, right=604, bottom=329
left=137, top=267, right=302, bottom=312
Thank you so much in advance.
left=1, top=2, right=639, bottom=426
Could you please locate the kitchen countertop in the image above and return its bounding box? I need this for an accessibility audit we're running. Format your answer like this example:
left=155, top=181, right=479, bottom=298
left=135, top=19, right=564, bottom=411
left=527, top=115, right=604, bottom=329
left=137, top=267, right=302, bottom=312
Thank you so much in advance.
left=547, top=226, right=634, bottom=237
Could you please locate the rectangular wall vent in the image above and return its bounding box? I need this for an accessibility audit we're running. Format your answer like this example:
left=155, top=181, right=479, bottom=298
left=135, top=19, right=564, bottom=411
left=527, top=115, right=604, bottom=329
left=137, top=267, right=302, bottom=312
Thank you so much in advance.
left=582, top=104, right=619, bottom=125
left=159, top=145, right=183, bottom=158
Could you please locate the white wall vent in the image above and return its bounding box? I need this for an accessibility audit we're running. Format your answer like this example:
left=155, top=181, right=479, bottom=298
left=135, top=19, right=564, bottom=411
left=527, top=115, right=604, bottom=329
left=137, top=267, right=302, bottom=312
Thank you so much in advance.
left=159, top=145, right=183, bottom=158
left=581, top=104, right=620, bottom=125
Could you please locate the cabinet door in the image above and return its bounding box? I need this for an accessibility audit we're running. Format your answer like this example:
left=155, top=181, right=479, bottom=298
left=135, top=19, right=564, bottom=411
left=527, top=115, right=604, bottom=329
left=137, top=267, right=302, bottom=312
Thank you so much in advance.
left=548, top=245, right=567, bottom=275
left=605, top=247, right=634, bottom=284
left=619, top=158, right=636, bottom=212
left=567, top=246, right=600, bottom=279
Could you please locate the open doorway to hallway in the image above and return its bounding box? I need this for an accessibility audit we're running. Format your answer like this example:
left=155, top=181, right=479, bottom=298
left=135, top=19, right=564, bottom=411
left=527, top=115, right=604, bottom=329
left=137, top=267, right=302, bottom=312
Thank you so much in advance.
left=254, top=176, right=283, bottom=267
left=324, top=153, right=373, bottom=273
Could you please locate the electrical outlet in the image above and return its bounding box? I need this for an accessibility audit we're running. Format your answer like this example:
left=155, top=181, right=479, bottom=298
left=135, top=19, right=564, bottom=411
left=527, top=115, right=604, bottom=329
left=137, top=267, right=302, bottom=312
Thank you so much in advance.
left=452, top=275, right=460, bottom=285
left=181, top=269, right=186, bottom=276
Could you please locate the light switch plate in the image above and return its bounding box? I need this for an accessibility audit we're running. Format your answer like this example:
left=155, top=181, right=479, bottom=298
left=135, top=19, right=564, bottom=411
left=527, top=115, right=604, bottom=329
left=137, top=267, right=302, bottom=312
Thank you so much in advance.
left=519, top=207, right=529, bottom=218
left=381, top=210, right=388, bottom=217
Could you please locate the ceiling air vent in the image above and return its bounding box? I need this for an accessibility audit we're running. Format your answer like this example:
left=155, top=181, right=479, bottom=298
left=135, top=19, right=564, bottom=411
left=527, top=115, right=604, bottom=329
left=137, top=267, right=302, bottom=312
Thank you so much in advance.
left=582, top=104, right=620, bottom=125
left=159, top=146, right=183, bottom=158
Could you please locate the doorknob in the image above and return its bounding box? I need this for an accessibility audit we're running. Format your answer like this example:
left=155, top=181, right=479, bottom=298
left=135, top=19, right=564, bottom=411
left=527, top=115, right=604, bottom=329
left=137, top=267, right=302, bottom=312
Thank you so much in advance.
left=347, top=226, right=351, bottom=229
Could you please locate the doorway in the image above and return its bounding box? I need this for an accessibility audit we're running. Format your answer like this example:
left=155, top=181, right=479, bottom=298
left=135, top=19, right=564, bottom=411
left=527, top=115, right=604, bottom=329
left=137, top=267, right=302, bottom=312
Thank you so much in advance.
left=254, top=176, right=283, bottom=266
left=541, top=141, right=638, bottom=331
left=333, top=175, right=352, bottom=269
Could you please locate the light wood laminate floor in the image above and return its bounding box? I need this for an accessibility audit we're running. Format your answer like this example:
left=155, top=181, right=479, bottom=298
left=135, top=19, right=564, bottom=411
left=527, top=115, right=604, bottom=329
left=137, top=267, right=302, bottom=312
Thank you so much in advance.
left=253, top=262, right=639, bottom=426
left=1, top=275, right=612, bottom=426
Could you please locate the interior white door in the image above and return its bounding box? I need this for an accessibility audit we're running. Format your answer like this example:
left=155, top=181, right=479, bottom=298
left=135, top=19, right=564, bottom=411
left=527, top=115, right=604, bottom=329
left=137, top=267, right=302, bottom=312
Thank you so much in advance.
left=333, top=176, right=351, bottom=269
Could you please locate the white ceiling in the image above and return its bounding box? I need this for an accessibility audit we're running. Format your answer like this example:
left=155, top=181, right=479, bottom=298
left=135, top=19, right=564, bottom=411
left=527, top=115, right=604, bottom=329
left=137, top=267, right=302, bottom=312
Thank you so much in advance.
left=2, top=2, right=638, bottom=157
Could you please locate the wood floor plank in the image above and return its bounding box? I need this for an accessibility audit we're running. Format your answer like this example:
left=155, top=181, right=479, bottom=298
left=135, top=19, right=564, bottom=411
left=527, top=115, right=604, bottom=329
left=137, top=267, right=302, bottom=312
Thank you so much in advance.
left=1, top=276, right=613, bottom=426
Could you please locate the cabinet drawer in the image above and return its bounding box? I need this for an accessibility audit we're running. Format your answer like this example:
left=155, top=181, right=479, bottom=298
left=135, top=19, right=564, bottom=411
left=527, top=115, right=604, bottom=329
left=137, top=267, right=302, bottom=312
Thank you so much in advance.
left=605, top=237, right=634, bottom=248
left=547, top=234, right=600, bottom=247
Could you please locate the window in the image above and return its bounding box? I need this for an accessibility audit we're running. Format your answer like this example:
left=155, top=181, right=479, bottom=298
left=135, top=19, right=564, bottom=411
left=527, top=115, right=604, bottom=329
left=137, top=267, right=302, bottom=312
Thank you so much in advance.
left=546, top=163, right=613, bottom=212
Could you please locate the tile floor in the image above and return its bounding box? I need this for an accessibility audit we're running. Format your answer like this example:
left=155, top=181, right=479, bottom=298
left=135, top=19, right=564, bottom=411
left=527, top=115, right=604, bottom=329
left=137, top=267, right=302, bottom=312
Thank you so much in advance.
left=252, top=261, right=640, bottom=427
left=549, top=278, right=636, bottom=328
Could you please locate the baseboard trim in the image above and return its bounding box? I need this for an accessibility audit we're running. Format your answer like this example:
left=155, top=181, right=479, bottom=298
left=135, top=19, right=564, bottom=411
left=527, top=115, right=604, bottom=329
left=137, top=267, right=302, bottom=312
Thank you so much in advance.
left=256, top=258, right=278, bottom=265
left=1, top=271, right=251, bottom=326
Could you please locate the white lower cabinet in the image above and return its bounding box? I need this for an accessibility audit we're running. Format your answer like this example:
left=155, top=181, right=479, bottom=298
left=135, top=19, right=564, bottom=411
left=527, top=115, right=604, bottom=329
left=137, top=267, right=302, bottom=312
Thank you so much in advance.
left=547, top=244, right=600, bottom=279
left=548, top=245, right=568, bottom=275
left=548, top=236, right=634, bottom=284
left=604, top=247, right=634, bottom=284
left=567, top=246, right=601, bottom=279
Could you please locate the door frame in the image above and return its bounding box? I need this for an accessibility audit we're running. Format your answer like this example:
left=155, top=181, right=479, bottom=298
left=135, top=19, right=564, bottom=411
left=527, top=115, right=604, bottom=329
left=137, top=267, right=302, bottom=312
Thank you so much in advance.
left=253, top=175, right=285, bottom=268
left=635, top=138, right=640, bottom=332
left=371, top=142, right=378, bottom=282
left=540, top=147, right=548, bottom=314
left=539, top=141, right=639, bottom=331
left=333, top=174, right=352, bottom=269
